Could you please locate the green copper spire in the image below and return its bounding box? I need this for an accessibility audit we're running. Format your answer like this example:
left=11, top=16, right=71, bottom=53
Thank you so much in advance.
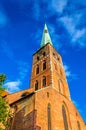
left=40, top=24, right=53, bottom=48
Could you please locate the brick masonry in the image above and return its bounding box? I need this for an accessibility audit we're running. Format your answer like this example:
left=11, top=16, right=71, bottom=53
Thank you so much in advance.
left=6, top=43, right=86, bottom=130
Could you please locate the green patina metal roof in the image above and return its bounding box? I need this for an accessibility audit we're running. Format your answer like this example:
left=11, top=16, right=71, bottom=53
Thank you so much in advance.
left=40, top=24, right=53, bottom=48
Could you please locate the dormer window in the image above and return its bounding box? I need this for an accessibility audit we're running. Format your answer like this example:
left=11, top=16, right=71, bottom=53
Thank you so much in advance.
left=43, top=60, right=46, bottom=70
left=36, top=65, right=39, bottom=74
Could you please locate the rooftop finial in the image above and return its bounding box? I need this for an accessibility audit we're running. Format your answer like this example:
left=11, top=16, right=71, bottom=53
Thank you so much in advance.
left=40, top=23, right=53, bottom=48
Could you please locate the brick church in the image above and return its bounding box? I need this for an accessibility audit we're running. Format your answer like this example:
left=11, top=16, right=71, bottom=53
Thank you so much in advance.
left=6, top=24, right=86, bottom=130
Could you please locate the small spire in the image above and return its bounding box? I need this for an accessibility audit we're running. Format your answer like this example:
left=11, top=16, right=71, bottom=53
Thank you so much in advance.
left=40, top=23, right=53, bottom=48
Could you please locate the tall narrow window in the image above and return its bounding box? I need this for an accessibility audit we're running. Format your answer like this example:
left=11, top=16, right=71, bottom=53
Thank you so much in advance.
left=62, top=105, right=69, bottom=130
left=58, top=80, right=64, bottom=95
left=43, top=76, right=46, bottom=87
left=47, top=103, right=51, bottom=130
left=36, top=65, right=39, bottom=74
left=77, top=121, right=81, bottom=130
left=43, top=60, right=46, bottom=70
left=35, top=80, right=38, bottom=90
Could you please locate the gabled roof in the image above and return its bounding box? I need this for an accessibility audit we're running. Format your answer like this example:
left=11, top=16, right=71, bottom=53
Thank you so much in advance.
left=40, top=23, right=53, bottom=48
left=6, top=88, right=34, bottom=105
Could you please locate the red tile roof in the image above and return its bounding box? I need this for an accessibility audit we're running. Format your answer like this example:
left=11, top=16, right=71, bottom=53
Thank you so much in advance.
left=6, top=88, right=34, bottom=105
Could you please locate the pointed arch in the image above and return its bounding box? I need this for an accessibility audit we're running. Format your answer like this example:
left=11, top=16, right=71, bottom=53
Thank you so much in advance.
left=47, top=103, right=51, bottom=130
left=62, top=102, right=72, bottom=130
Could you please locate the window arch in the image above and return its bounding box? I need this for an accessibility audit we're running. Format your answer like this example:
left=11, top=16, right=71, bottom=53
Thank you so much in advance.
left=77, top=121, right=81, bottom=130
left=47, top=103, right=51, bottom=130
left=58, top=80, right=64, bottom=95
left=62, top=105, right=69, bottom=130
left=35, top=80, right=38, bottom=90
left=43, top=60, right=46, bottom=70
left=36, top=65, right=39, bottom=74
left=43, top=76, right=46, bottom=87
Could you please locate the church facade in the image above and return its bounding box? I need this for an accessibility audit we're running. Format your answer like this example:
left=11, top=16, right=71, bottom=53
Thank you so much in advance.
left=6, top=24, right=86, bottom=130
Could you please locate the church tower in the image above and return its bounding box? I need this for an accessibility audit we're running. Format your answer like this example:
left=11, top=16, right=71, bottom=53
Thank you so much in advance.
left=30, top=24, right=70, bottom=99
left=7, top=24, right=86, bottom=130
left=29, top=24, right=85, bottom=130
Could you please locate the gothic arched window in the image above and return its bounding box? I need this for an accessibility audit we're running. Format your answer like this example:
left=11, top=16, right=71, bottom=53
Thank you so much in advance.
left=77, top=121, right=81, bottom=130
left=35, top=80, right=38, bottom=90
left=62, top=105, right=69, bottom=130
left=43, top=76, right=46, bottom=87
left=36, top=65, right=39, bottom=74
left=43, top=60, right=46, bottom=70
left=47, top=103, right=51, bottom=130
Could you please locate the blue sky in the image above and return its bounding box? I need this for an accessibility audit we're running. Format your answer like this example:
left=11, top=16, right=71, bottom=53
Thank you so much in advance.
left=0, top=0, right=86, bottom=122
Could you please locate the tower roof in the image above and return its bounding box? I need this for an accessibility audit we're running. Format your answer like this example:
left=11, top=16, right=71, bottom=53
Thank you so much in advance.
left=40, top=24, right=53, bottom=48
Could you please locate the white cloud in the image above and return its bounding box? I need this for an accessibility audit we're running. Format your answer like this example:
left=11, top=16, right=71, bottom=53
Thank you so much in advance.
left=48, top=24, right=61, bottom=49
left=64, top=64, right=78, bottom=80
left=72, top=29, right=86, bottom=42
left=64, top=64, right=71, bottom=77
left=59, top=14, right=86, bottom=48
left=4, top=80, right=21, bottom=93
left=52, top=0, right=68, bottom=14
left=59, top=14, right=82, bottom=35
